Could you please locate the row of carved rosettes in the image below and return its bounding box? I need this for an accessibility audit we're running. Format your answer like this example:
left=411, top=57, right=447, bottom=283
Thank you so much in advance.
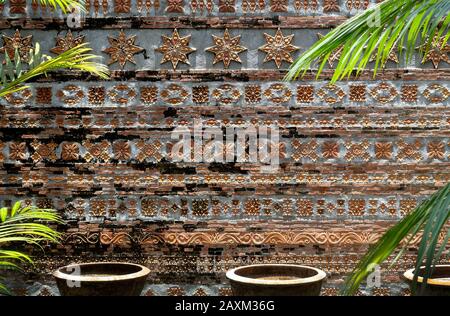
left=3, top=81, right=450, bottom=108
left=1, top=137, right=449, bottom=163
left=0, top=194, right=435, bottom=220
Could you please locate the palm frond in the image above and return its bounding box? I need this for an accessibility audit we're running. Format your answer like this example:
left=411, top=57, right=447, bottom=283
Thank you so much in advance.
left=285, top=0, right=450, bottom=83
left=0, top=281, right=10, bottom=295
left=0, top=43, right=109, bottom=98
left=0, top=201, right=62, bottom=294
left=341, top=183, right=450, bottom=296
left=0, top=250, right=32, bottom=263
left=0, top=203, right=62, bottom=244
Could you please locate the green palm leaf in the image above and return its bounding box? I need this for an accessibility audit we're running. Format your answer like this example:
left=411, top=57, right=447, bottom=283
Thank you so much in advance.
left=341, top=183, right=450, bottom=295
left=0, top=201, right=62, bottom=295
left=0, top=43, right=109, bottom=98
left=285, top=0, right=450, bottom=83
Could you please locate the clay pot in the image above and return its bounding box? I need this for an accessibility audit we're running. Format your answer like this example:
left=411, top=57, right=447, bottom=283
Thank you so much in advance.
left=54, top=262, right=150, bottom=296
left=403, top=265, right=450, bottom=296
left=226, top=264, right=326, bottom=296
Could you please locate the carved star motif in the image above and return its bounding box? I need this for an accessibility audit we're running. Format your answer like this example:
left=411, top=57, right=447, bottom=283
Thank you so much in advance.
left=103, top=30, right=144, bottom=68
left=0, top=29, right=33, bottom=62
left=259, top=28, right=299, bottom=69
left=205, top=29, right=247, bottom=69
left=50, top=30, right=85, bottom=55
left=369, top=45, right=400, bottom=65
left=418, top=35, right=450, bottom=69
left=156, top=29, right=196, bottom=69
left=317, top=33, right=343, bottom=68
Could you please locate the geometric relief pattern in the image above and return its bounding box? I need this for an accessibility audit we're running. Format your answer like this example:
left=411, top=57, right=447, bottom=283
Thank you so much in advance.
left=3, top=195, right=434, bottom=220
left=3, top=81, right=450, bottom=108
left=3, top=138, right=449, bottom=164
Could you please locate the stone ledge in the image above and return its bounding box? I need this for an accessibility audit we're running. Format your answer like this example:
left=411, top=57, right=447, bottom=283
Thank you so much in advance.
left=24, top=69, right=450, bottom=83
left=0, top=16, right=349, bottom=30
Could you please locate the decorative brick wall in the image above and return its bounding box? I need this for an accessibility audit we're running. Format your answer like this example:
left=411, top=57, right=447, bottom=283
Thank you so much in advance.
left=1, top=0, right=449, bottom=296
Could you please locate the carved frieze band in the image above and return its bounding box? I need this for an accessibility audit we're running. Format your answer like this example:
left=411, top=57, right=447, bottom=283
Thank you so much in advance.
left=60, top=230, right=439, bottom=246
left=0, top=194, right=437, bottom=220
left=1, top=136, right=449, bottom=164
left=3, top=81, right=450, bottom=108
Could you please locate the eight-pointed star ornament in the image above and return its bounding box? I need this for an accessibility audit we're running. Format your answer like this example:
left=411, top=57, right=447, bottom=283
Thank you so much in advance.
left=259, top=28, right=300, bottom=69
left=0, top=29, right=33, bottom=62
left=417, top=35, right=450, bottom=69
left=103, top=30, right=144, bottom=68
left=51, top=30, right=86, bottom=55
left=156, top=29, right=196, bottom=70
left=369, top=46, right=400, bottom=65
left=205, top=29, right=247, bottom=68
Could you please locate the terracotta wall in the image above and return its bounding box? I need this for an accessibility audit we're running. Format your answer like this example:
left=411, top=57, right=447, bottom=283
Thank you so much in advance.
left=1, top=0, right=449, bottom=296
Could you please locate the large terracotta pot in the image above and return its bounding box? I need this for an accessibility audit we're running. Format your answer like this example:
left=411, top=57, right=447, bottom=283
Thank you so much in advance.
left=54, top=262, right=150, bottom=296
left=226, top=264, right=327, bottom=296
left=403, top=265, right=450, bottom=296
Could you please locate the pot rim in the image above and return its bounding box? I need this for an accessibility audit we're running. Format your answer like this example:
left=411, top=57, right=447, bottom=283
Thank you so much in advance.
left=53, top=262, right=150, bottom=282
left=226, top=264, right=327, bottom=286
left=403, top=265, right=450, bottom=286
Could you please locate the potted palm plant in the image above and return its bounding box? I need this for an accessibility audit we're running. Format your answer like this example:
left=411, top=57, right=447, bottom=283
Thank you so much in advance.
left=0, top=201, right=62, bottom=294
left=286, top=0, right=450, bottom=296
